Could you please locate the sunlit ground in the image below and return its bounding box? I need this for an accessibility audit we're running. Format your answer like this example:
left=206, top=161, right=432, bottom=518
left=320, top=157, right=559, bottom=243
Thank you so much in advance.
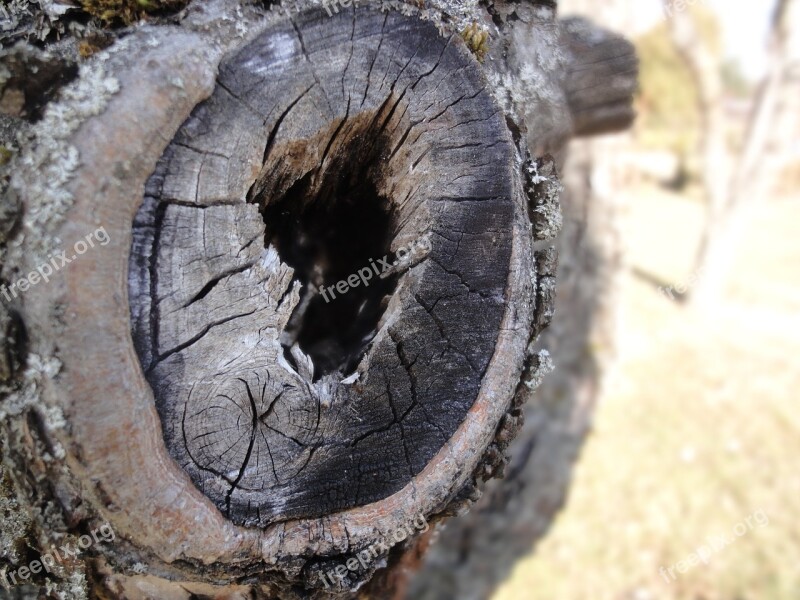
left=494, top=184, right=800, bottom=600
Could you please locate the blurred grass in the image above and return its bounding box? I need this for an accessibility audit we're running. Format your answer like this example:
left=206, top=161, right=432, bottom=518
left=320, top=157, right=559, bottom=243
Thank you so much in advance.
left=493, top=185, right=800, bottom=600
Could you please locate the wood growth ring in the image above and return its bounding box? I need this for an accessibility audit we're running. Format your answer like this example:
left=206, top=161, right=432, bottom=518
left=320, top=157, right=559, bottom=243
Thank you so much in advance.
left=2, top=1, right=646, bottom=592
left=130, top=7, right=517, bottom=528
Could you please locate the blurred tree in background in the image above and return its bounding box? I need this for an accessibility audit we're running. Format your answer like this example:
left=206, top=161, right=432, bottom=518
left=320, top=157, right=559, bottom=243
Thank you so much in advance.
left=720, top=59, right=754, bottom=98
left=662, top=0, right=798, bottom=308
left=634, top=8, right=723, bottom=159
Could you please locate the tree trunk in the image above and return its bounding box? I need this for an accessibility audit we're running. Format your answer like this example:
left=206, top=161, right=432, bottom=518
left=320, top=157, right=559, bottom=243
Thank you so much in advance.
left=664, top=0, right=799, bottom=308
left=404, top=10, right=636, bottom=599
left=0, top=1, right=636, bottom=598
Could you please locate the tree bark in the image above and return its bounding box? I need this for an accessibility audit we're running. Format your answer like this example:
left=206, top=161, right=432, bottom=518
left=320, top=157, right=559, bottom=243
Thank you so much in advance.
left=0, top=1, right=636, bottom=598
left=404, top=7, right=635, bottom=599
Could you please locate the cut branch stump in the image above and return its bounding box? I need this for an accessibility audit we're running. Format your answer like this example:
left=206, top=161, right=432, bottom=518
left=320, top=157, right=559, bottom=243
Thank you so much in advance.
left=0, top=1, right=636, bottom=598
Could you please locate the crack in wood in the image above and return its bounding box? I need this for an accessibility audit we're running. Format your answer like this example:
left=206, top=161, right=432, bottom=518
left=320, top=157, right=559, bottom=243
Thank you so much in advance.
left=128, top=7, right=519, bottom=528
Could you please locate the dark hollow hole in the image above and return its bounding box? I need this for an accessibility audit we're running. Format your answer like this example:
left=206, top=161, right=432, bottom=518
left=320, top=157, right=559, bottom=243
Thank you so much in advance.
left=256, top=144, right=399, bottom=380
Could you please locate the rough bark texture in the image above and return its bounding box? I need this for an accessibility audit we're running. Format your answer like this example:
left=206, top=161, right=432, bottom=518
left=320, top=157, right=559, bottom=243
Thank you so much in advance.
left=403, top=5, right=634, bottom=595
left=0, top=0, right=636, bottom=598
left=405, top=137, right=626, bottom=600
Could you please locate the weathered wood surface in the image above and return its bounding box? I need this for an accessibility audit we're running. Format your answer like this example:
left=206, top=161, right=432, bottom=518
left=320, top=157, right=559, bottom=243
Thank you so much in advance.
left=405, top=3, right=637, bottom=597
left=130, top=8, right=522, bottom=528
left=405, top=4, right=637, bottom=597
left=562, top=16, right=638, bottom=136
left=0, top=0, right=637, bottom=597
left=1, top=3, right=538, bottom=597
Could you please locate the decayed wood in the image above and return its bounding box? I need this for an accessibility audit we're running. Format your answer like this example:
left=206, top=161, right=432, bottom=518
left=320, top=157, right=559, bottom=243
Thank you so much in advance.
left=0, top=44, right=78, bottom=121
left=2, top=4, right=540, bottom=597
left=130, top=8, right=524, bottom=529
left=0, top=0, right=636, bottom=597
left=406, top=3, right=638, bottom=597
left=407, top=143, right=624, bottom=600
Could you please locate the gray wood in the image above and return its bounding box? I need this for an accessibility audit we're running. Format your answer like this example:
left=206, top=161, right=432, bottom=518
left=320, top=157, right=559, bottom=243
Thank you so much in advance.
left=129, top=7, right=517, bottom=528
left=0, top=0, right=636, bottom=597
left=0, top=6, right=534, bottom=595
left=405, top=5, right=639, bottom=599
left=562, top=16, right=638, bottom=137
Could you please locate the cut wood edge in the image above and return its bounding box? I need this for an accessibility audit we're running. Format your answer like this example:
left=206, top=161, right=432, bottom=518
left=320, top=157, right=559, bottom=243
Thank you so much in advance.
left=8, top=7, right=547, bottom=591
left=561, top=16, right=638, bottom=137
